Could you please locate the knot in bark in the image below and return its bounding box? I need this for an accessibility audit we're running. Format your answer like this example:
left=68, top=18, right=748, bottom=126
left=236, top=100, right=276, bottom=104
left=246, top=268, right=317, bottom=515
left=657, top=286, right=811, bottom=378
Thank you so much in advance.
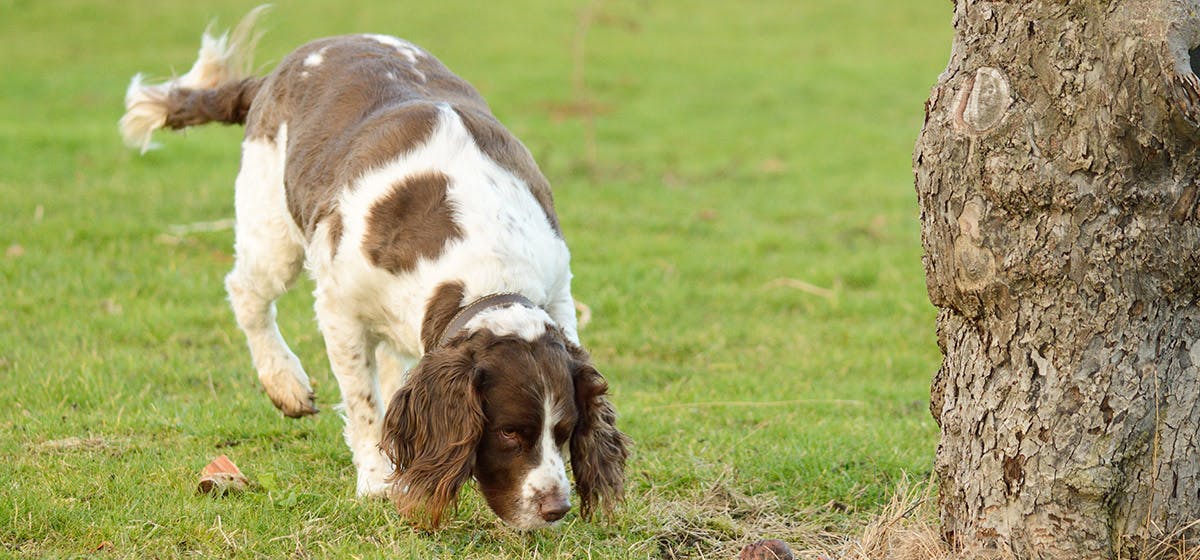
left=953, top=198, right=997, bottom=294
left=953, top=67, right=1013, bottom=135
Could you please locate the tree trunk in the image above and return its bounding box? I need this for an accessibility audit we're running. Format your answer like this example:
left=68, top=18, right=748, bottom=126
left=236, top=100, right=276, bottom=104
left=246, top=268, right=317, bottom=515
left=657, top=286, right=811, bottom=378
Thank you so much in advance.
left=914, top=1, right=1200, bottom=558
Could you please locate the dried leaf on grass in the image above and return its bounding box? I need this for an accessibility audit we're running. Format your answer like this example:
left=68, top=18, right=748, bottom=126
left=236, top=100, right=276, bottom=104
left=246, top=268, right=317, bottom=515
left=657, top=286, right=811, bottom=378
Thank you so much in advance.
left=198, top=455, right=251, bottom=496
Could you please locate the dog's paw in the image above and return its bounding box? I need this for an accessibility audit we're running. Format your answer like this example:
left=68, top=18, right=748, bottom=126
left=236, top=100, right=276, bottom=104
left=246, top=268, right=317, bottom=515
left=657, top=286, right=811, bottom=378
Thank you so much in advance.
left=258, top=355, right=319, bottom=417
left=354, top=450, right=395, bottom=498
left=356, top=476, right=393, bottom=499
left=269, top=387, right=319, bottom=418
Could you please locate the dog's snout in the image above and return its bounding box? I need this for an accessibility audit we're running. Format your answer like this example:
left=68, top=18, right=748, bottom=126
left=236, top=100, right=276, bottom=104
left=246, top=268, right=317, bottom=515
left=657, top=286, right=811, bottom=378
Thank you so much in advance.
left=538, top=496, right=571, bottom=522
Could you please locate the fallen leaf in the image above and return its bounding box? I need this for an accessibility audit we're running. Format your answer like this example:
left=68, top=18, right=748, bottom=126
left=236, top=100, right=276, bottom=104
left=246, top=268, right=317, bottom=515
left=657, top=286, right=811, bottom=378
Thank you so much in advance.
left=6, top=244, right=24, bottom=258
left=198, top=455, right=250, bottom=496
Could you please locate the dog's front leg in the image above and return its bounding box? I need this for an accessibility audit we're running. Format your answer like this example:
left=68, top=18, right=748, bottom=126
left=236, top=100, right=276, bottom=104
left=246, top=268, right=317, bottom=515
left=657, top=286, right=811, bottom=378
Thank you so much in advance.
left=375, top=341, right=417, bottom=406
left=315, top=297, right=393, bottom=497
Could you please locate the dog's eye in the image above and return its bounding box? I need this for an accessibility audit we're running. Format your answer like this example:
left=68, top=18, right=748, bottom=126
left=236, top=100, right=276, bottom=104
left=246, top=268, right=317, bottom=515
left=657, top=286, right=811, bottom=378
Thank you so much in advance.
left=498, top=429, right=521, bottom=442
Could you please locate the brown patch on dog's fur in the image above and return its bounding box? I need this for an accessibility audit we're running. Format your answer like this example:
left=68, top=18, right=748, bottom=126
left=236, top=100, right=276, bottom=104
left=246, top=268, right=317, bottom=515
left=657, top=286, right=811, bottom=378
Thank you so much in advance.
left=454, top=107, right=561, bottom=236
left=363, top=171, right=462, bottom=275
left=421, top=281, right=466, bottom=352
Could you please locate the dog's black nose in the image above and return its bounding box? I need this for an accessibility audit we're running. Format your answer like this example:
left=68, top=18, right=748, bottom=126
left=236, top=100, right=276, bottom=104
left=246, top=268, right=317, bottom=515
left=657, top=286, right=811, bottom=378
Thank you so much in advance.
left=539, top=497, right=570, bottom=522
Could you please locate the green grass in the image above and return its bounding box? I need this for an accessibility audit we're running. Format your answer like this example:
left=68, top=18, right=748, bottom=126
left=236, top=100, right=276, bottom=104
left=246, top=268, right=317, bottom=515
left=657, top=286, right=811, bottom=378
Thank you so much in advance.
left=0, top=0, right=951, bottom=557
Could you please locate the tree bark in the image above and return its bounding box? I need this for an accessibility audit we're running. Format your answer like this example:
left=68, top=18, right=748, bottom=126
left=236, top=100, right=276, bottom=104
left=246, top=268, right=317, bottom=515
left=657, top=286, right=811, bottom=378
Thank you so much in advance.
left=915, top=1, right=1200, bottom=558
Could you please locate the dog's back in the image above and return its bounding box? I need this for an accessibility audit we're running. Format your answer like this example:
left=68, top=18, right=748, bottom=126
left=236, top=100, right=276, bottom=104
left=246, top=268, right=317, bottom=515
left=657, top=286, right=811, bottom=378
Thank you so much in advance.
left=251, top=35, right=559, bottom=240
left=122, top=28, right=559, bottom=241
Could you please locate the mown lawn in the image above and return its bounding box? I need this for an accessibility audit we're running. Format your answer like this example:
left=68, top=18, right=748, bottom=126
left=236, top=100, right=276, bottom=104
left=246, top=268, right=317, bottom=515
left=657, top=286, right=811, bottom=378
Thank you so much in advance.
left=0, top=1, right=951, bottom=557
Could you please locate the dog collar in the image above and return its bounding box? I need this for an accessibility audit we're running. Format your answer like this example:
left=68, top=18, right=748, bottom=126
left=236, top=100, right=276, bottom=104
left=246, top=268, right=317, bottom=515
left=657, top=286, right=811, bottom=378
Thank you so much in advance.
left=435, top=292, right=537, bottom=348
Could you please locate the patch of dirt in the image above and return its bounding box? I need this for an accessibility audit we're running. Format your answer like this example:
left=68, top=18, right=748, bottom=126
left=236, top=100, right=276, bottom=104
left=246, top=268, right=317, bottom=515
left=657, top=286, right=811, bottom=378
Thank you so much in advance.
left=34, top=436, right=124, bottom=456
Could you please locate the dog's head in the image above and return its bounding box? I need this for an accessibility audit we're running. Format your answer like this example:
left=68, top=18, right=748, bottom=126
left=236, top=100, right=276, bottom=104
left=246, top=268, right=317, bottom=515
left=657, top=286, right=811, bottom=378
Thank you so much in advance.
left=380, top=295, right=630, bottom=529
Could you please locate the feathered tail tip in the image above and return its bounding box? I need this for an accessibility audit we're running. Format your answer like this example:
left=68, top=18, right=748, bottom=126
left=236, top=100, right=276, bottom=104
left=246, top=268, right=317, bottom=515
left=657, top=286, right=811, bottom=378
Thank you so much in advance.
left=119, top=5, right=271, bottom=153
left=120, top=73, right=169, bottom=153
left=192, top=4, right=270, bottom=88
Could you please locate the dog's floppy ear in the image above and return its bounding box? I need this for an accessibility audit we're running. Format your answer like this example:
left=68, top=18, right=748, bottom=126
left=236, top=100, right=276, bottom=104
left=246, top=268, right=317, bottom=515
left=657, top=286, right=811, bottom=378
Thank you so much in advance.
left=381, top=346, right=484, bottom=529
left=568, top=346, right=632, bottom=518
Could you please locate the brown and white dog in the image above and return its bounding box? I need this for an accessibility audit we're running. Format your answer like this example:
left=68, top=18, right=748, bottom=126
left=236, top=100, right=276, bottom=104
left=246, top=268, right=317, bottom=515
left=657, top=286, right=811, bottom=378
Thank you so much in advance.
left=120, top=8, right=630, bottom=529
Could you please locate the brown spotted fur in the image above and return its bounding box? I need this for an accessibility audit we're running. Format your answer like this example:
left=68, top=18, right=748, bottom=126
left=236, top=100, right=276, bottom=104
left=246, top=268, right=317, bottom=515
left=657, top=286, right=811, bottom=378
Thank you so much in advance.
left=362, top=171, right=462, bottom=275
left=235, top=36, right=560, bottom=249
left=149, top=30, right=627, bottom=529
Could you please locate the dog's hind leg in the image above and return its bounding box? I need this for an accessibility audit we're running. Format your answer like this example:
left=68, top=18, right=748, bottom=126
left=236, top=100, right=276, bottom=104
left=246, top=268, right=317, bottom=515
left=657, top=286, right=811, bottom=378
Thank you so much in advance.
left=225, top=128, right=318, bottom=418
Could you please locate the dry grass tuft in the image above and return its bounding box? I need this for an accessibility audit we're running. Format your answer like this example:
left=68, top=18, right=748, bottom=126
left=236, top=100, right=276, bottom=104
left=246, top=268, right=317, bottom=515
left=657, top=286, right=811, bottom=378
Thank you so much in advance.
left=839, top=481, right=953, bottom=560
left=835, top=481, right=1200, bottom=560
left=1137, top=520, right=1200, bottom=560
left=633, top=468, right=844, bottom=559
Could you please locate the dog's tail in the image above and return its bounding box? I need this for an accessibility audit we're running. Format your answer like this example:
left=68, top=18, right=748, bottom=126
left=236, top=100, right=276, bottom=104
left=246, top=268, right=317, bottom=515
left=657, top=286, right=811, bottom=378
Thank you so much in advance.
left=119, top=5, right=269, bottom=153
